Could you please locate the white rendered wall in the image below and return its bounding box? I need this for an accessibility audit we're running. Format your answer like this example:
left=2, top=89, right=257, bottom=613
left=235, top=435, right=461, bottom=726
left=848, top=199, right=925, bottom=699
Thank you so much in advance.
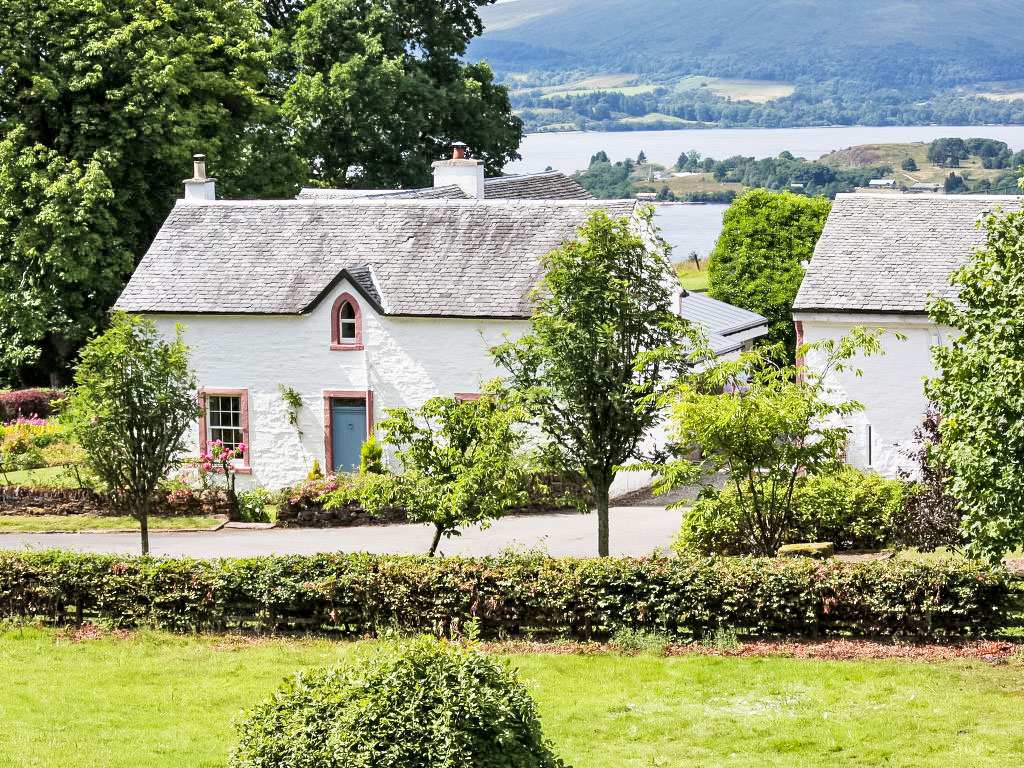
left=795, top=312, right=954, bottom=478
left=150, top=280, right=662, bottom=497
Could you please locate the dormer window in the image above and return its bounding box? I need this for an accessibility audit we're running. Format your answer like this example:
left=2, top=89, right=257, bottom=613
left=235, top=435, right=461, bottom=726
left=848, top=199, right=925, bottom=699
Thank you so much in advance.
left=330, top=292, right=363, bottom=350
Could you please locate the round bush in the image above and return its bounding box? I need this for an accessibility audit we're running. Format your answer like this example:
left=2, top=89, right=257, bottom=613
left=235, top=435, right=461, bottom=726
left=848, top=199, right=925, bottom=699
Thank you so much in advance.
left=229, top=635, right=567, bottom=768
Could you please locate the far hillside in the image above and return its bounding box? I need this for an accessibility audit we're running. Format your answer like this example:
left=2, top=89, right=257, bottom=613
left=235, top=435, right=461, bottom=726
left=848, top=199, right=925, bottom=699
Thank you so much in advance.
left=572, top=139, right=1024, bottom=201
left=471, top=0, right=1024, bottom=131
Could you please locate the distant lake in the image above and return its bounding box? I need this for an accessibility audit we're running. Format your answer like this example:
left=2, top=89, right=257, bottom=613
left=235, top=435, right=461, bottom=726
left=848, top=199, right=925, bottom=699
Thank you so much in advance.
left=505, top=125, right=1024, bottom=175
left=509, top=124, right=1024, bottom=262
left=653, top=203, right=727, bottom=262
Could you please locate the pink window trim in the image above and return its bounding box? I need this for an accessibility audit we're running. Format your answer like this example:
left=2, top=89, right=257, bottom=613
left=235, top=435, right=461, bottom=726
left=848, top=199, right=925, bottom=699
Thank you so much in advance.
left=330, top=293, right=364, bottom=350
left=453, top=393, right=480, bottom=403
left=198, top=388, right=252, bottom=473
left=323, top=389, right=374, bottom=473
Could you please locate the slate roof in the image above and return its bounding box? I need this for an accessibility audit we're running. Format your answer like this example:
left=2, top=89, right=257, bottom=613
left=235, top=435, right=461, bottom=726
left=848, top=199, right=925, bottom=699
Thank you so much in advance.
left=295, top=171, right=592, bottom=201
left=678, top=290, right=768, bottom=357
left=115, top=198, right=636, bottom=317
left=793, top=193, right=1024, bottom=314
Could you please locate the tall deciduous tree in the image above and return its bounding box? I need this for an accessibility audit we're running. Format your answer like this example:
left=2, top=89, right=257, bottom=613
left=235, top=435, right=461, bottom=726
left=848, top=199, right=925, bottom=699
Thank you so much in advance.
left=65, top=315, right=198, bottom=555
left=346, top=395, right=530, bottom=556
left=926, top=197, right=1024, bottom=564
left=0, top=0, right=269, bottom=383
left=493, top=209, right=689, bottom=557
left=274, top=0, right=523, bottom=188
left=708, top=189, right=831, bottom=359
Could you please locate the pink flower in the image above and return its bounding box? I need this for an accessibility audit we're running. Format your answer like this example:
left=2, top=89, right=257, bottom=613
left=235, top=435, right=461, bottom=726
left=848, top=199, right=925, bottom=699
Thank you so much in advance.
left=203, top=462, right=212, bottom=470
left=237, top=443, right=246, bottom=451
left=90, top=417, right=98, bottom=424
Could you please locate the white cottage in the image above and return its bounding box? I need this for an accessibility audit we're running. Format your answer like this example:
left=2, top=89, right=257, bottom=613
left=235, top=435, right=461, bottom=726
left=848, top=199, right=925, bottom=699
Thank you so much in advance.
left=115, top=156, right=766, bottom=494
left=793, top=192, right=1023, bottom=477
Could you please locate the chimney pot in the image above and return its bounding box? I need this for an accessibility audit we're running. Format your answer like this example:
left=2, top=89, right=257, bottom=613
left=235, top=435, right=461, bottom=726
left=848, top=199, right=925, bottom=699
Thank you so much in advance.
left=183, top=153, right=217, bottom=201
left=452, top=141, right=467, bottom=160
left=430, top=142, right=484, bottom=199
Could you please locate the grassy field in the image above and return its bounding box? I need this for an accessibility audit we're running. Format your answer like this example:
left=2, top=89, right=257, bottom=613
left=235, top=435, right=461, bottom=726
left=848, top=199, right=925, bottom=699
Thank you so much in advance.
left=0, top=514, right=223, bottom=532
left=638, top=172, right=743, bottom=198
left=675, top=261, right=710, bottom=291
left=818, top=142, right=1010, bottom=189
left=0, top=465, right=77, bottom=487
left=2, top=627, right=1024, bottom=768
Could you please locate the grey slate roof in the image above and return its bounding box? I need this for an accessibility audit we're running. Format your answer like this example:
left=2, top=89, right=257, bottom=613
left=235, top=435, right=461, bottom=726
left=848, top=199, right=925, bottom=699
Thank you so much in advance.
left=793, top=193, right=1023, bottom=314
left=295, top=171, right=592, bottom=202
left=680, top=290, right=766, bottom=336
left=115, top=198, right=637, bottom=317
left=484, top=172, right=593, bottom=200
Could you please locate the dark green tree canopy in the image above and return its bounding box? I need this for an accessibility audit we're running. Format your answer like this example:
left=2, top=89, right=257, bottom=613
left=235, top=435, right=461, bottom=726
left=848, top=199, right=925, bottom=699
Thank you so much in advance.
left=708, top=188, right=831, bottom=359
left=277, top=0, right=522, bottom=188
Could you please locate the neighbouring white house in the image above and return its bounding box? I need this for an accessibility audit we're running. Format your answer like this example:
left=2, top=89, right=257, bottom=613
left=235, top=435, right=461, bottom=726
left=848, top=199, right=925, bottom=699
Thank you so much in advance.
left=115, top=153, right=767, bottom=495
left=793, top=192, right=1023, bottom=477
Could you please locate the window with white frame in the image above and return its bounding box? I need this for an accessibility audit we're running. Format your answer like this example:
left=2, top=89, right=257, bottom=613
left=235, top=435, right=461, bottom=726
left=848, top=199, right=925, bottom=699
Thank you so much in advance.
left=338, top=301, right=357, bottom=341
left=206, top=395, right=243, bottom=450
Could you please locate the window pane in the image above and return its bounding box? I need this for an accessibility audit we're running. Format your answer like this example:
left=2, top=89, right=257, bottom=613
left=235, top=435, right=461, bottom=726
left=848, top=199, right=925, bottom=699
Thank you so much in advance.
left=340, top=302, right=355, bottom=319
left=206, top=395, right=243, bottom=450
left=340, top=319, right=357, bottom=339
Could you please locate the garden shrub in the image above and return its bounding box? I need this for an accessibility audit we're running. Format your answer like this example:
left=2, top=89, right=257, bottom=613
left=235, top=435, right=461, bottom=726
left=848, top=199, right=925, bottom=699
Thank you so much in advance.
left=229, top=635, right=566, bottom=768
left=0, top=389, right=64, bottom=421
left=794, top=466, right=908, bottom=550
left=0, top=550, right=1009, bottom=639
left=236, top=488, right=276, bottom=523
left=674, top=467, right=908, bottom=555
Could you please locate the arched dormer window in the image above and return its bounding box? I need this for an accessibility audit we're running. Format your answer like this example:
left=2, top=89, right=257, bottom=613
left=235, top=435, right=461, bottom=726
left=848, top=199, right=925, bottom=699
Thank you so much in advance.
left=330, top=293, right=363, bottom=350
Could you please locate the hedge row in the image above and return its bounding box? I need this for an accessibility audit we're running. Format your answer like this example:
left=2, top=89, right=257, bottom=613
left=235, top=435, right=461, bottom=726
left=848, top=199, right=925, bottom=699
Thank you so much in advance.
left=0, top=551, right=1012, bottom=639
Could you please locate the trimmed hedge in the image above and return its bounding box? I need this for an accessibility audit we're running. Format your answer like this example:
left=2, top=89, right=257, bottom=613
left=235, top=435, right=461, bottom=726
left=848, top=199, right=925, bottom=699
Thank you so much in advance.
left=0, top=551, right=1011, bottom=639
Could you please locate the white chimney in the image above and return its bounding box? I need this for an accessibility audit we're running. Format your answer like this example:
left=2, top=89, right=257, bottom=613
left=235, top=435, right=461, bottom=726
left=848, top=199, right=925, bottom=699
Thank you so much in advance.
left=183, top=154, right=216, bottom=201
left=431, top=142, right=484, bottom=199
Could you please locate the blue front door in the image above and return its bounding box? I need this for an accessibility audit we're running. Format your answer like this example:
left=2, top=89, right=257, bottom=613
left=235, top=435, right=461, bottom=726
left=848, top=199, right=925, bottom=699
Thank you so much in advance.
left=330, top=400, right=366, bottom=473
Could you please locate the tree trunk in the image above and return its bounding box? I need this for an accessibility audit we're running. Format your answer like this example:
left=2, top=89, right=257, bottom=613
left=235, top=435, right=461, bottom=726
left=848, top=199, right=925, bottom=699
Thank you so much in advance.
left=596, top=485, right=611, bottom=557
left=428, top=523, right=443, bottom=557
left=139, top=512, right=150, bottom=556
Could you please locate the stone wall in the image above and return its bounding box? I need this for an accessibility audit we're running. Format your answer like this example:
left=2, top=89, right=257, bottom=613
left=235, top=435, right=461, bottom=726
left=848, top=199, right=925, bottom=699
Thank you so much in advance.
left=0, top=486, right=236, bottom=518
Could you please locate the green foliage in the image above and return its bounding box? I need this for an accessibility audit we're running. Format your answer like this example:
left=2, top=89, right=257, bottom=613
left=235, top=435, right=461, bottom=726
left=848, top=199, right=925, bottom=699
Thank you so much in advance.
left=708, top=189, right=831, bottom=356
left=62, top=315, right=198, bottom=554
left=236, top=488, right=277, bottom=524
left=307, top=459, right=323, bottom=480
left=0, top=0, right=269, bottom=383
left=229, top=635, right=566, bottom=768
left=571, top=153, right=634, bottom=198
left=901, top=156, right=919, bottom=171
left=926, top=195, right=1024, bottom=564
left=278, top=385, right=303, bottom=428
left=793, top=467, right=908, bottom=550
left=0, top=550, right=1009, bottom=639
left=342, top=395, right=530, bottom=555
left=655, top=329, right=886, bottom=557
left=610, top=627, right=672, bottom=655
left=494, top=208, right=692, bottom=556
left=358, top=434, right=384, bottom=474
left=676, top=466, right=910, bottom=557
left=276, top=0, right=522, bottom=188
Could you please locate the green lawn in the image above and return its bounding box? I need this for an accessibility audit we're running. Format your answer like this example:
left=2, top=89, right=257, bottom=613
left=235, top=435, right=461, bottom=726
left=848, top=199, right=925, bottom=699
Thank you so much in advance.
left=0, top=514, right=223, bottom=532
left=1, top=627, right=1023, bottom=767
left=0, top=465, right=77, bottom=487
left=675, top=262, right=710, bottom=292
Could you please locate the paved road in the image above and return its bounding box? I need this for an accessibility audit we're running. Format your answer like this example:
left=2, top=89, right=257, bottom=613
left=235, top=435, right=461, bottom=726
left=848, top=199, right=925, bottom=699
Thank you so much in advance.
left=0, top=506, right=681, bottom=559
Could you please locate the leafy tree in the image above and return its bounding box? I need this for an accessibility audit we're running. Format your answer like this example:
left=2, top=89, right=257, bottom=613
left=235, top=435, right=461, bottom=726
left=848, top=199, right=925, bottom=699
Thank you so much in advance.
left=901, top=156, right=918, bottom=172
left=494, top=209, right=690, bottom=557
left=64, top=315, right=198, bottom=555
left=275, top=0, right=522, bottom=188
left=229, top=635, right=565, bottom=768
left=637, top=149, right=647, bottom=164
left=654, top=329, right=886, bottom=557
left=943, top=172, right=967, bottom=193
left=345, top=395, right=530, bottom=556
left=708, top=189, right=831, bottom=359
left=926, top=196, right=1024, bottom=563
left=894, top=404, right=963, bottom=552
left=0, top=0, right=270, bottom=384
